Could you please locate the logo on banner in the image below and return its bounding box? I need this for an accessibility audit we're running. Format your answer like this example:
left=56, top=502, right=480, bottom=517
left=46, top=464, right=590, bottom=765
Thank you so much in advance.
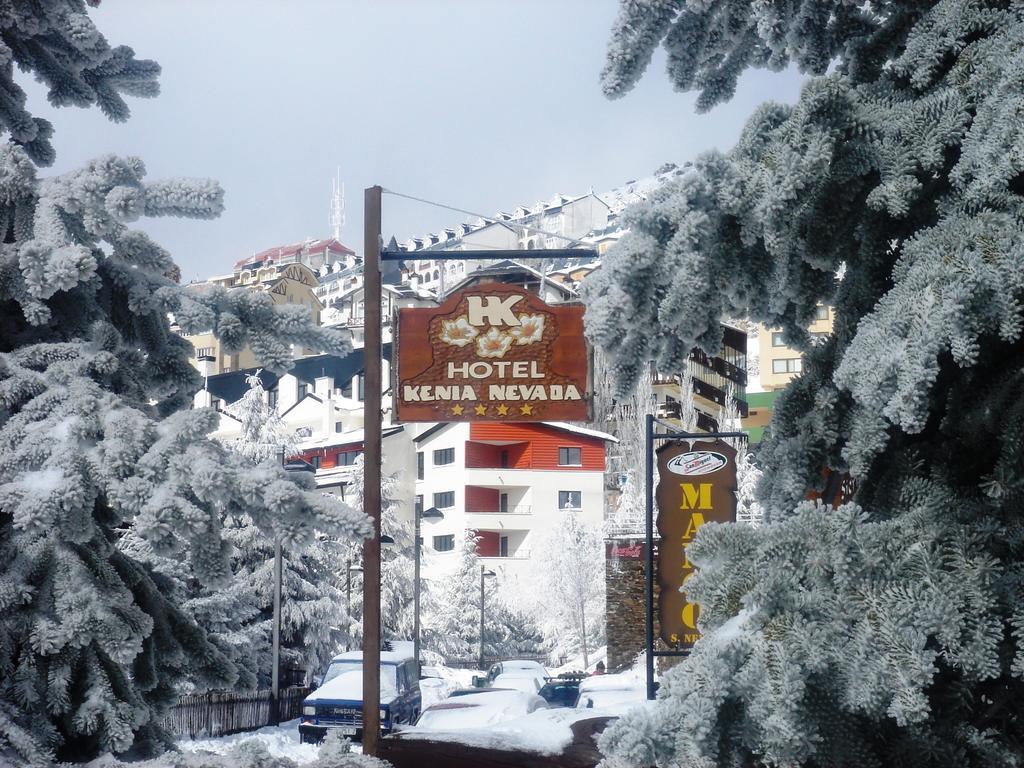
left=666, top=451, right=729, bottom=476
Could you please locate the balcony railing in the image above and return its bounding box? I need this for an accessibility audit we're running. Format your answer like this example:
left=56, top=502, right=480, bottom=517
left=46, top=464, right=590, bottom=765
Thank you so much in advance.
left=466, top=505, right=532, bottom=515
left=480, top=550, right=531, bottom=561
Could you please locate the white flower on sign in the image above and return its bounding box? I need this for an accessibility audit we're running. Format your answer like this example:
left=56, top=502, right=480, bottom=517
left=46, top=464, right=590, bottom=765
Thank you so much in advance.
left=440, top=315, right=478, bottom=347
left=476, top=327, right=514, bottom=358
left=509, top=313, right=545, bottom=346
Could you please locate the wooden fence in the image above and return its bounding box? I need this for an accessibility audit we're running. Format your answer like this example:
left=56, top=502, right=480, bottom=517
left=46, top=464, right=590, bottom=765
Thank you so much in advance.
left=160, top=686, right=311, bottom=739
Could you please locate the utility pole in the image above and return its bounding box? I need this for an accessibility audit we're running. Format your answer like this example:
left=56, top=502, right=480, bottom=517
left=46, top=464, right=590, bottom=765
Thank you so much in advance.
left=362, top=185, right=383, bottom=755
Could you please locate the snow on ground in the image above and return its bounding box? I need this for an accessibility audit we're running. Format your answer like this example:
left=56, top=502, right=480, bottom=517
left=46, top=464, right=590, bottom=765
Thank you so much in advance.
left=550, top=645, right=607, bottom=676
left=177, top=718, right=348, bottom=763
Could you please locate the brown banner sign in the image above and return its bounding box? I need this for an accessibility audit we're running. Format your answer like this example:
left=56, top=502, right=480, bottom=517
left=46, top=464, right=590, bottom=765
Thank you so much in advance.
left=397, top=284, right=590, bottom=422
left=656, top=439, right=737, bottom=648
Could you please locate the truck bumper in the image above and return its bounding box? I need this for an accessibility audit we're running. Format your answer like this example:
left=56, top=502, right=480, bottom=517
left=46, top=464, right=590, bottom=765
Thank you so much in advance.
left=298, top=722, right=391, bottom=744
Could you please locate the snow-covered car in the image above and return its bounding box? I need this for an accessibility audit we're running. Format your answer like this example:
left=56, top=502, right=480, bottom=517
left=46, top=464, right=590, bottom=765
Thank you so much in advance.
left=538, top=677, right=584, bottom=708
left=415, top=689, right=547, bottom=730
left=485, top=659, right=549, bottom=683
left=491, top=671, right=545, bottom=695
left=575, top=674, right=647, bottom=713
left=299, top=650, right=421, bottom=743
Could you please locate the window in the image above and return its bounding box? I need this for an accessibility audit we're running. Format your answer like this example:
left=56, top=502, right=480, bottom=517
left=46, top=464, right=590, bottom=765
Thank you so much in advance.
left=268, top=388, right=279, bottom=409
left=298, top=382, right=308, bottom=400
left=357, top=376, right=364, bottom=401
left=558, top=490, right=582, bottom=509
left=337, top=450, right=361, bottom=466
left=771, top=331, right=787, bottom=347
left=558, top=447, right=582, bottom=466
left=334, top=422, right=343, bottom=433
left=415, top=495, right=423, bottom=515
left=433, top=448, right=455, bottom=465
left=814, top=305, right=830, bottom=321
left=195, top=346, right=214, bottom=359
left=310, top=456, right=321, bottom=470
left=433, top=491, right=455, bottom=509
left=433, top=535, right=455, bottom=552
left=772, top=358, right=803, bottom=374
left=500, top=450, right=509, bottom=468
left=500, top=536, right=509, bottom=557
left=417, top=452, right=424, bottom=480
left=499, top=494, right=509, bottom=514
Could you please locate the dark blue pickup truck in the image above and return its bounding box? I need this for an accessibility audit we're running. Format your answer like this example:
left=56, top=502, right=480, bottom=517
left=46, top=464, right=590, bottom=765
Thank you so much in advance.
left=299, top=650, right=421, bottom=743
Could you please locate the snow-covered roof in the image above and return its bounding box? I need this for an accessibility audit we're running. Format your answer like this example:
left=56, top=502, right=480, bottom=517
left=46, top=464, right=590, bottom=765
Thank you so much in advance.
left=296, top=424, right=404, bottom=452
left=444, top=260, right=578, bottom=299
left=234, top=237, right=355, bottom=270
left=541, top=422, right=618, bottom=443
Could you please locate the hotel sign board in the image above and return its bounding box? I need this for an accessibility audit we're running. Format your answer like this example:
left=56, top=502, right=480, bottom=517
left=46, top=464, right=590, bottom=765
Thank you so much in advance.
left=396, top=284, right=590, bottom=422
left=656, top=439, right=737, bottom=648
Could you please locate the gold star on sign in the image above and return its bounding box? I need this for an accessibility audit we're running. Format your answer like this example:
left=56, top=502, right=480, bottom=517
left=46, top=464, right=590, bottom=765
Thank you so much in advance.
left=496, top=404, right=509, bottom=416
left=519, top=403, right=533, bottom=415
left=474, top=404, right=488, bottom=416
left=451, top=404, right=465, bottom=416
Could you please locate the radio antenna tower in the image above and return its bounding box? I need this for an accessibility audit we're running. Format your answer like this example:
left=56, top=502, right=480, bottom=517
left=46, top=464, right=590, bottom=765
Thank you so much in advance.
left=330, top=167, right=345, bottom=241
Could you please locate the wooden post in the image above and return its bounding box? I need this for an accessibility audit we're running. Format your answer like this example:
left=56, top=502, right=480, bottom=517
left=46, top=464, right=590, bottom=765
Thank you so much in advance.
left=362, top=185, right=383, bottom=754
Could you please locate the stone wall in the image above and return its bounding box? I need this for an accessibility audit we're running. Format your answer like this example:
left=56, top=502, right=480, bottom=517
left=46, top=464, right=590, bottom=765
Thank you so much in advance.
left=605, top=536, right=686, bottom=675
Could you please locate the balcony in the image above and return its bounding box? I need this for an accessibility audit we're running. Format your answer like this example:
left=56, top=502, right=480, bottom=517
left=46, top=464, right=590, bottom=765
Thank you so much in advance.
left=479, top=551, right=532, bottom=561
left=466, top=504, right=532, bottom=516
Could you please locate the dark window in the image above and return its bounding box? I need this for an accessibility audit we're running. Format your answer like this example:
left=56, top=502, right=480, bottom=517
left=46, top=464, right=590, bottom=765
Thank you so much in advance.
left=434, top=448, right=454, bottom=465
left=298, top=382, right=308, bottom=400
left=417, top=452, right=424, bottom=480
left=500, top=536, right=509, bottom=557
left=433, top=491, right=455, bottom=509
left=415, top=495, right=423, bottom=515
left=357, top=376, right=364, bottom=401
left=499, top=494, right=509, bottom=514
left=268, top=388, right=279, bottom=409
left=334, top=422, right=343, bottom=433
left=337, top=450, right=361, bottom=466
left=433, top=535, right=455, bottom=552
left=500, top=450, right=509, bottom=468
left=311, top=456, right=321, bottom=470
left=558, top=447, right=582, bottom=466
left=558, top=490, right=582, bottom=509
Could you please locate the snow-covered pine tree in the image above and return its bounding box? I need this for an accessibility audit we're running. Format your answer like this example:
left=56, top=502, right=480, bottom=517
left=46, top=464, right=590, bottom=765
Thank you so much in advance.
left=0, top=5, right=369, bottom=764
left=589, top=1, right=1024, bottom=766
left=222, top=371, right=299, bottom=463
left=530, top=508, right=605, bottom=670
left=595, top=347, right=653, bottom=536
left=345, top=455, right=415, bottom=646
left=422, top=531, right=481, bottom=663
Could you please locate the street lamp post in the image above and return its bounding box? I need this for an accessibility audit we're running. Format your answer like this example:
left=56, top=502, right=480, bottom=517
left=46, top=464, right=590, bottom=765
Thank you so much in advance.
left=414, top=506, right=444, bottom=676
left=479, top=567, right=496, bottom=670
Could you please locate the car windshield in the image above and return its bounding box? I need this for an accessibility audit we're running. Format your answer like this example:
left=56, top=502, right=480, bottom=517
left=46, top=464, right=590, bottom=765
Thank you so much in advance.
left=323, top=661, right=363, bottom=684
left=322, top=661, right=400, bottom=688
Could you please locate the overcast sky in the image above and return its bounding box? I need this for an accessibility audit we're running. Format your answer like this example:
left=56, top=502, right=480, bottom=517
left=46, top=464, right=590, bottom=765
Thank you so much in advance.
left=24, top=1, right=805, bottom=282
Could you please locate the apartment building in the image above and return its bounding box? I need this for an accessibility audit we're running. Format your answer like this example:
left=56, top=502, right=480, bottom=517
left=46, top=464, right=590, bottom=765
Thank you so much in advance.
left=411, top=421, right=614, bottom=581
left=743, top=305, right=835, bottom=442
